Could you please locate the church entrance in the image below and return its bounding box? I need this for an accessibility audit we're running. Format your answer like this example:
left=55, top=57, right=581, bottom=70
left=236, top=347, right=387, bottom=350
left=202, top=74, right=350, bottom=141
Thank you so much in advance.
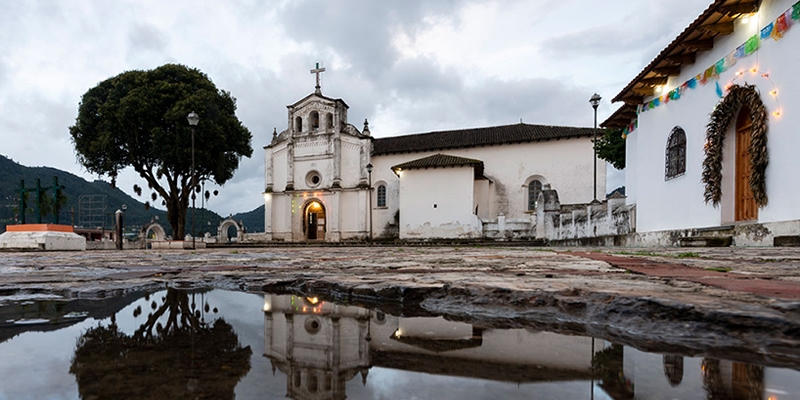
left=734, top=107, right=757, bottom=222
left=304, top=201, right=326, bottom=240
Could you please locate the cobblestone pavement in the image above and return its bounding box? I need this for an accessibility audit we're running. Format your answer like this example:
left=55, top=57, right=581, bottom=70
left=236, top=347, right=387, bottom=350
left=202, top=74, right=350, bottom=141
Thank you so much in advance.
left=1, top=245, right=799, bottom=303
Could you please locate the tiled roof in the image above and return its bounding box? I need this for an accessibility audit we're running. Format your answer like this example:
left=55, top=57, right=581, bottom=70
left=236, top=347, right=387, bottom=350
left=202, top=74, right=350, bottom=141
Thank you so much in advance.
left=373, top=123, right=597, bottom=155
left=391, top=154, right=485, bottom=178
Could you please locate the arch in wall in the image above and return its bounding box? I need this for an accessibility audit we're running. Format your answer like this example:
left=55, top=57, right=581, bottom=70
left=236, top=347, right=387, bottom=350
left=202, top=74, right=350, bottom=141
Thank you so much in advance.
left=139, top=221, right=167, bottom=241
left=662, top=354, right=684, bottom=387
left=295, top=116, right=303, bottom=133
left=374, top=180, right=388, bottom=208
left=523, top=175, right=548, bottom=211
left=217, top=218, right=244, bottom=243
left=310, top=111, right=320, bottom=130
left=326, top=112, right=334, bottom=130
left=302, top=199, right=326, bottom=240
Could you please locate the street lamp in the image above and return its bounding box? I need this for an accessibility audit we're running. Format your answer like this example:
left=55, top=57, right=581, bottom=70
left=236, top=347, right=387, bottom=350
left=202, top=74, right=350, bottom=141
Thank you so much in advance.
left=366, top=163, right=373, bottom=244
left=589, top=93, right=602, bottom=202
left=187, top=111, right=200, bottom=250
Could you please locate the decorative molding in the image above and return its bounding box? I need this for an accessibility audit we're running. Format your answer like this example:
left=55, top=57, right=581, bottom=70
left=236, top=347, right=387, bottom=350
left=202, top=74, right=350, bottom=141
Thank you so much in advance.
left=703, top=84, right=768, bottom=207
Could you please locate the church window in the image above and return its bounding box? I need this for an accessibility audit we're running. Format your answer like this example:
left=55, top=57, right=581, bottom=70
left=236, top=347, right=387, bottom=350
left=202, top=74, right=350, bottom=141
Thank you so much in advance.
left=310, top=111, right=320, bottom=130
left=294, top=372, right=302, bottom=387
left=527, top=180, right=543, bottom=211
left=306, top=171, right=322, bottom=188
left=304, top=316, right=321, bottom=334
left=295, top=116, right=302, bottom=133
left=377, top=185, right=386, bottom=207
left=326, top=113, right=334, bottom=130
left=665, top=126, right=686, bottom=180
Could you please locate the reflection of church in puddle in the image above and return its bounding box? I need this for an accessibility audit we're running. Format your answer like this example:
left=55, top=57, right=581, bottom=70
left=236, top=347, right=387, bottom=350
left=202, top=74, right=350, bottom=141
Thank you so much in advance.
left=263, top=294, right=601, bottom=399
left=262, top=295, right=797, bottom=399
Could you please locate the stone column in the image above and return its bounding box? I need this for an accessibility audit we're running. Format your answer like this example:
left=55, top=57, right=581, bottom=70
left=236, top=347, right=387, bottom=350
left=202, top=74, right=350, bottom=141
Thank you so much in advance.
left=286, top=143, right=295, bottom=191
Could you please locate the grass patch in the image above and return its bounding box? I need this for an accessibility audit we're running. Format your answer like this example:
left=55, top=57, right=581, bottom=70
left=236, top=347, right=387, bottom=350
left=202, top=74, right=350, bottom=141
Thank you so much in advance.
left=705, top=267, right=732, bottom=273
left=230, top=250, right=239, bottom=254
left=615, top=250, right=665, bottom=257
left=676, top=252, right=700, bottom=258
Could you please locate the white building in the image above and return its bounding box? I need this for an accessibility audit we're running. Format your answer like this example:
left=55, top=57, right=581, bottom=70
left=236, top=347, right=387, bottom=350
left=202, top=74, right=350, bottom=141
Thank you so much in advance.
left=263, top=72, right=604, bottom=242
left=604, top=0, right=800, bottom=246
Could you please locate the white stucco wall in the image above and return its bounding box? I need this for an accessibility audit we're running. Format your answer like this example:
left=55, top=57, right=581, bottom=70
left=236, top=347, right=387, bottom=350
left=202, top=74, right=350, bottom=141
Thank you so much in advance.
left=629, top=0, right=800, bottom=232
left=371, top=136, right=603, bottom=238
left=397, top=166, right=483, bottom=239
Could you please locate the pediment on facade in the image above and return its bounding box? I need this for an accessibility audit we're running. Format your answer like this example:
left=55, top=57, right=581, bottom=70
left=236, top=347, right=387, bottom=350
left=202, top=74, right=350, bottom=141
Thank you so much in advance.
left=289, top=92, right=348, bottom=110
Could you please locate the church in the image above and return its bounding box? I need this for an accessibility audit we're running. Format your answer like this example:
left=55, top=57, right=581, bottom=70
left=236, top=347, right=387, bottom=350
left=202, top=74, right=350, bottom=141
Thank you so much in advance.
left=263, top=66, right=604, bottom=242
left=603, top=0, right=800, bottom=246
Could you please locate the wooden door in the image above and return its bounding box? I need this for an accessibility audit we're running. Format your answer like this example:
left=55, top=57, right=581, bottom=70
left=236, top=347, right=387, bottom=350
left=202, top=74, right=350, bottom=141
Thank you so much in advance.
left=307, top=212, right=318, bottom=239
left=735, top=108, right=758, bottom=221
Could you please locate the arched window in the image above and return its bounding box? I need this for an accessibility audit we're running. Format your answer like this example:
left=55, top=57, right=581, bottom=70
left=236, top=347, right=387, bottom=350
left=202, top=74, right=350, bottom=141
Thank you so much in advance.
left=310, top=111, right=320, bottom=130
left=326, top=113, right=334, bottom=130
left=665, top=126, right=686, bottom=180
left=295, top=116, right=303, bottom=133
left=527, top=180, right=543, bottom=211
left=377, top=185, right=386, bottom=207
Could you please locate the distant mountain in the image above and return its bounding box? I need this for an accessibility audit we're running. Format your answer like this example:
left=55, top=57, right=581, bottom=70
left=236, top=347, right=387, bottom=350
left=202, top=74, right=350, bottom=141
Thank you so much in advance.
left=232, top=204, right=264, bottom=233
left=0, top=154, right=224, bottom=235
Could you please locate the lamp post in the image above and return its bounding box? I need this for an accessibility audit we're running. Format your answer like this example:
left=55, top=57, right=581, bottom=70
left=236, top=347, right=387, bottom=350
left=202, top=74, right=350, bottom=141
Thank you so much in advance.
left=366, top=163, right=373, bottom=244
left=187, top=111, right=200, bottom=250
left=589, top=93, right=602, bottom=202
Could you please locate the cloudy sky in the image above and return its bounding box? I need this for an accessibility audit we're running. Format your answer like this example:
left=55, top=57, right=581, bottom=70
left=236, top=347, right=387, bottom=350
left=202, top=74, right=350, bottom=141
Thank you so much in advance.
left=0, top=0, right=711, bottom=216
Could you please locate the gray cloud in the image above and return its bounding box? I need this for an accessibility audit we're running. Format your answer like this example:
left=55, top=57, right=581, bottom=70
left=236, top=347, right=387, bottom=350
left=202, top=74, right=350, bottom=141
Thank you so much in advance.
left=127, top=23, right=168, bottom=53
left=541, top=1, right=709, bottom=62
left=279, top=0, right=464, bottom=80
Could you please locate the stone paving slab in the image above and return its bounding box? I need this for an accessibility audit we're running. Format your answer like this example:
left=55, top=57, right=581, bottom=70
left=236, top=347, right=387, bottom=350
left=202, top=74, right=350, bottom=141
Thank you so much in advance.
left=567, top=250, right=800, bottom=300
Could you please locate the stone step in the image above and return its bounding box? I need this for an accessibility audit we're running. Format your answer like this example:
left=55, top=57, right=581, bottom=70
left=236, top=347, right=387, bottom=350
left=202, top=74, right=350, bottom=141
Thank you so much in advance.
left=774, top=235, right=800, bottom=247
left=678, top=236, right=732, bottom=247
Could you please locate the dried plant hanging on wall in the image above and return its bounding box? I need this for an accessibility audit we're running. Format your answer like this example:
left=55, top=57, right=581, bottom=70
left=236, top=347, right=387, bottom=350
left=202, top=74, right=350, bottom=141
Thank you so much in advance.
left=702, top=84, right=769, bottom=208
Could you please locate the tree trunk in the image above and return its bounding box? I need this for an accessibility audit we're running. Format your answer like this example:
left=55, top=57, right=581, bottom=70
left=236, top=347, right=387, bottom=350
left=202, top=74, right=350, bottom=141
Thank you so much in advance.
left=166, top=196, right=188, bottom=240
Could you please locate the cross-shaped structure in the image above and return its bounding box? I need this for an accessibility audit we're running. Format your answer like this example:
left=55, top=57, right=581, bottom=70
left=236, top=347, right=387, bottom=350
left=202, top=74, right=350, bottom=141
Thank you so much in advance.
left=310, top=62, right=326, bottom=94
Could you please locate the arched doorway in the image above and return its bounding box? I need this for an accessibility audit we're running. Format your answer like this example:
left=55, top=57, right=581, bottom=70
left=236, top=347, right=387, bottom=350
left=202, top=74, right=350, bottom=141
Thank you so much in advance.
left=139, top=222, right=166, bottom=241
left=304, top=201, right=326, bottom=240
left=217, top=218, right=244, bottom=243
left=735, top=107, right=757, bottom=221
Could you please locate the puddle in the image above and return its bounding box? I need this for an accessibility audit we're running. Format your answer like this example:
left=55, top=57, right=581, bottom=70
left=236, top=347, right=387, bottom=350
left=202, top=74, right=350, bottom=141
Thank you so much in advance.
left=0, top=288, right=798, bottom=399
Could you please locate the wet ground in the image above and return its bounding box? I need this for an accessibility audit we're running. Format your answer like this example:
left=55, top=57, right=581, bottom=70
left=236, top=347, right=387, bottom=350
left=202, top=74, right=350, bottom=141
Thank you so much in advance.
left=2, top=288, right=799, bottom=399
left=1, top=245, right=800, bottom=394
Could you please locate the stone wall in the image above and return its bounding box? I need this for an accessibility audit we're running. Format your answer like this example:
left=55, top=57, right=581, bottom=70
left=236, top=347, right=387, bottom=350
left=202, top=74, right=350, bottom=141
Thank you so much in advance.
left=535, top=185, right=634, bottom=242
left=482, top=214, right=537, bottom=240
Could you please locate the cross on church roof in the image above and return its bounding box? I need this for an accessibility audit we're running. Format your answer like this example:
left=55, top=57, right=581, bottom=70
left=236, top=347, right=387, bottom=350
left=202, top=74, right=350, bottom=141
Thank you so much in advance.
left=310, top=62, right=326, bottom=94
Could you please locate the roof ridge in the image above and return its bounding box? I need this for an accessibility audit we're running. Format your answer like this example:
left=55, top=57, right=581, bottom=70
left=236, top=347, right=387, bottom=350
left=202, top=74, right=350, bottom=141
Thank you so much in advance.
left=376, top=122, right=595, bottom=142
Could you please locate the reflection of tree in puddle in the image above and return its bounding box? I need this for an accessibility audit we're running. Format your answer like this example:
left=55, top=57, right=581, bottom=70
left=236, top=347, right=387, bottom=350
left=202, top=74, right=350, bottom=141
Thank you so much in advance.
left=70, top=289, right=252, bottom=400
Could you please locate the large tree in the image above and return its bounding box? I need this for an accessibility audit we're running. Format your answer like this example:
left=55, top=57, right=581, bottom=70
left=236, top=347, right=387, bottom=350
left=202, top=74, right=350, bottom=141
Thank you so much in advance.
left=70, top=64, right=252, bottom=238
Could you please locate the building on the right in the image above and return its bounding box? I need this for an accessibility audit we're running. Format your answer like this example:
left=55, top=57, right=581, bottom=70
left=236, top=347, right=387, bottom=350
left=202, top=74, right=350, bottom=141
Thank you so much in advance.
left=603, top=0, right=800, bottom=246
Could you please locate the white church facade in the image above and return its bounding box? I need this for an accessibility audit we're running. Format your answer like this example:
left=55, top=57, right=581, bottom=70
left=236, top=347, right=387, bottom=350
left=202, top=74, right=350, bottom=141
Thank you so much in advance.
left=603, top=0, right=800, bottom=246
left=263, top=68, right=605, bottom=242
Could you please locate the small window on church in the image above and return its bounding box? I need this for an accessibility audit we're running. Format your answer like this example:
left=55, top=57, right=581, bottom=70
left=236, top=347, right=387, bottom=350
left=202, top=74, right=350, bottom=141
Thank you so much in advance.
left=377, top=185, right=386, bottom=207
left=295, top=116, right=302, bottom=133
left=665, top=126, right=686, bottom=180
left=306, top=171, right=322, bottom=188
left=326, top=113, right=334, bottom=130
left=527, top=180, right=543, bottom=211
left=310, top=111, right=320, bottom=130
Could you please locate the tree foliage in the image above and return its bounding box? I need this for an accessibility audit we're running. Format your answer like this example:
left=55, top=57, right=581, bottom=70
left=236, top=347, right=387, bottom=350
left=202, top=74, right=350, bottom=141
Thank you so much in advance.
left=594, top=128, right=626, bottom=170
left=69, top=64, right=252, bottom=238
